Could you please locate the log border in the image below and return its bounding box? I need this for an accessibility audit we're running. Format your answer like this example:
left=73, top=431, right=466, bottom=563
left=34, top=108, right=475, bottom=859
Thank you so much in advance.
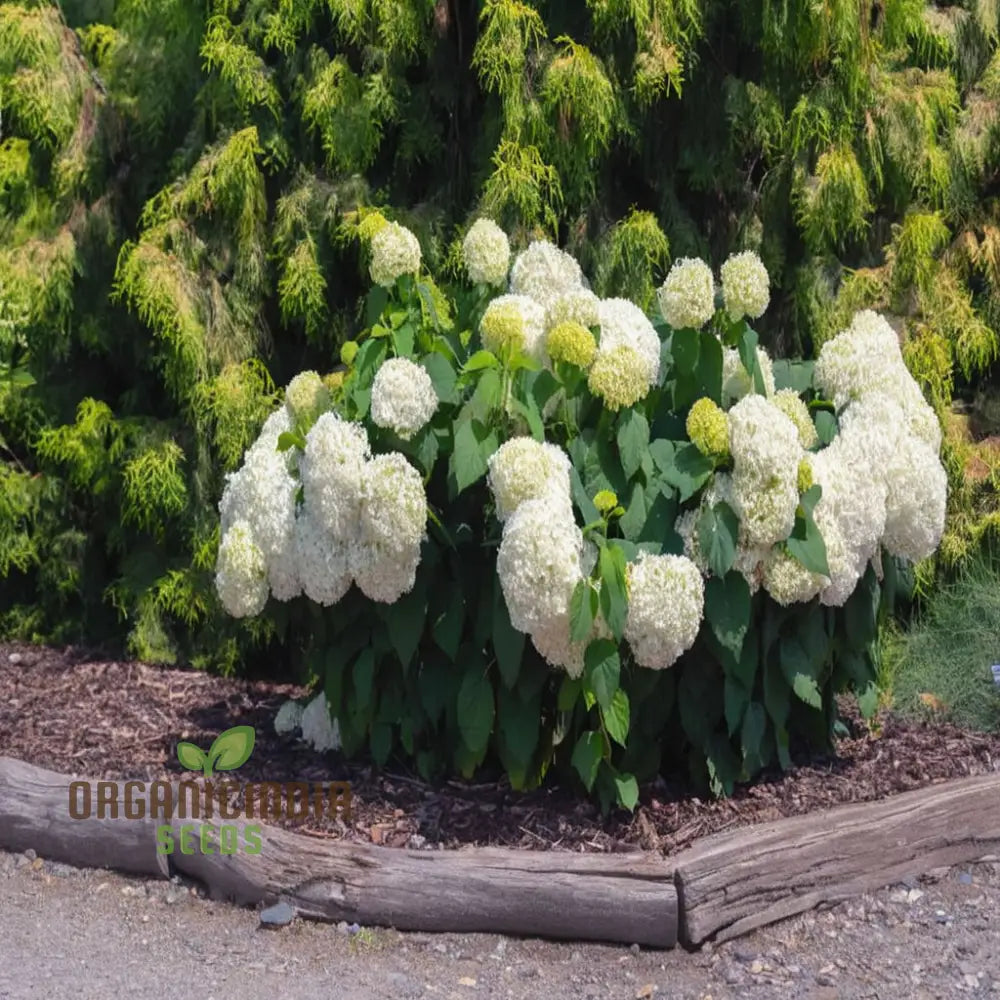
left=2, top=755, right=999, bottom=949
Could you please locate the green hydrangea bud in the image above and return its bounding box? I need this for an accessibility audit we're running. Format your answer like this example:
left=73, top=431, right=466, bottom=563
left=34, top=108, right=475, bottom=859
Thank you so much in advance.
left=480, top=301, right=525, bottom=355
left=587, top=345, right=651, bottom=411
left=546, top=321, right=597, bottom=369
left=284, top=371, right=331, bottom=428
left=357, top=210, right=388, bottom=243
left=323, top=370, right=346, bottom=393
left=797, top=457, right=814, bottom=494
left=340, top=340, right=359, bottom=366
left=593, top=489, right=619, bottom=514
left=686, top=397, right=730, bottom=459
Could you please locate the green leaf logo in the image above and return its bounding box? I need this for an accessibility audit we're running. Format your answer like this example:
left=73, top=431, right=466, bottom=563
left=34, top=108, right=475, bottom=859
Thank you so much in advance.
left=176, top=725, right=256, bottom=778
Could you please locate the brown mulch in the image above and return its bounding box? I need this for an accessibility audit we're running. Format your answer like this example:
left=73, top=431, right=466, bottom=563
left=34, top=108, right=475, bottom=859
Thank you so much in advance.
left=1, top=640, right=998, bottom=858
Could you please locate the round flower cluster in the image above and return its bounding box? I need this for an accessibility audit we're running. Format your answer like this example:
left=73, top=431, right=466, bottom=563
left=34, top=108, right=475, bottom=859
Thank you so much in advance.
left=284, top=370, right=331, bottom=428
left=719, top=250, right=770, bottom=321
left=479, top=294, right=546, bottom=360
left=509, top=240, right=584, bottom=308
left=657, top=257, right=715, bottom=330
left=487, top=436, right=572, bottom=522
left=762, top=548, right=825, bottom=606
left=215, top=404, right=430, bottom=616
left=546, top=321, right=597, bottom=368
left=771, top=388, right=818, bottom=449
left=462, top=217, right=511, bottom=286
left=587, top=298, right=662, bottom=410
left=370, top=357, right=438, bottom=439
left=727, top=395, right=803, bottom=547
left=369, top=221, right=421, bottom=287
left=545, top=288, right=600, bottom=332
left=624, top=553, right=705, bottom=669
left=215, top=520, right=269, bottom=617
left=218, top=407, right=300, bottom=602
left=686, top=397, right=729, bottom=459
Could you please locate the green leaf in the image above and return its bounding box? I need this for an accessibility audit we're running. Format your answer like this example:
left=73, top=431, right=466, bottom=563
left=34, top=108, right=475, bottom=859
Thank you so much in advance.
left=814, top=410, right=837, bottom=445
left=529, top=369, right=561, bottom=413
left=418, top=654, right=454, bottom=723
left=570, top=466, right=600, bottom=523
left=569, top=579, right=598, bottom=642
left=603, top=688, right=630, bottom=747
left=431, top=589, right=464, bottom=661
left=724, top=677, right=749, bottom=736
left=463, top=350, right=498, bottom=372
left=663, top=443, right=713, bottom=502
left=422, top=352, right=458, bottom=405
left=385, top=580, right=427, bottom=668
left=457, top=669, right=495, bottom=755
left=571, top=731, right=604, bottom=791
left=671, top=327, right=700, bottom=374
left=792, top=672, right=823, bottom=709
left=598, top=544, right=629, bottom=641
left=207, top=725, right=256, bottom=772
left=614, top=772, right=639, bottom=812
left=697, top=501, right=739, bottom=577
left=558, top=675, right=581, bottom=712
left=176, top=741, right=207, bottom=773
left=704, top=573, right=751, bottom=664
left=741, top=702, right=766, bottom=768
left=370, top=722, right=393, bottom=767
left=366, top=285, right=389, bottom=326
left=510, top=395, right=544, bottom=441
left=617, top=409, right=650, bottom=480
left=352, top=648, right=376, bottom=712
left=584, top=638, right=620, bottom=712
left=497, top=685, right=540, bottom=769
left=276, top=430, right=306, bottom=452
left=647, top=438, right=675, bottom=477
left=393, top=321, right=415, bottom=357
left=737, top=325, right=766, bottom=395
left=493, top=586, right=525, bottom=688
left=772, top=359, right=815, bottom=393
left=696, top=331, right=724, bottom=404
left=786, top=502, right=830, bottom=577
left=619, top=481, right=647, bottom=541
left=450, top=418, right=496, bottom=494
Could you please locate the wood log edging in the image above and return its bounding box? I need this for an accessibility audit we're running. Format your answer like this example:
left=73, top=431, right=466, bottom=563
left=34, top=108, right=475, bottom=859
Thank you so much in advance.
left=2, top=756, right=999, bottom=949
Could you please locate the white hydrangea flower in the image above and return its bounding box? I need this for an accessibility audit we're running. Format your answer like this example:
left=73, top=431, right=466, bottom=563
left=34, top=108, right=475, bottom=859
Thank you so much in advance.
left=274, top=699, right=304, bottom=735
left=721, top=346, right=776, bottom=405
left=487, top=437, right=572, bottom=522
left=530, top=611, right=611, bottom=679
left=720, top=250, right=770, bottom=321
left=813, top=310, right=904, bottom=408
left=509, top=240, right=584, bottom=308
left=370, top=357, right=438, bottom=439
left=763, top=548, right=826, bottom=606
left=657, top=257, right=716, bottom=330
left=496, top=498, right=586, bottom=635
left=771, top=388, right=818, bottom=449
left=300, top=412, right=371, bottom=538
left=882, top=434, right=947, bottom=562
left=596, top=298, right=661, bottom=386
left=350, top=540, right=421, bottom=603
left=215, top=520, right=270, bottom=618
left=624, top=553, right=705, bottom=669
left=294, top=511, right=353, bottom=606
left=369, top=221, right=421, bottom=287
left=300, top=692, right=341, bottom=753
left=284, top=371, right=330, bottom=427
left=463, top=218, right=510, bottom=286
left=545, top=287, right=601, bottom=331
left=726, top=395, right=802, bottom=547
left=479, top=293, right=547, bottom=360
left=808, top=441, right=888, bottom=607
left=358, top=452, right=427, bottom=553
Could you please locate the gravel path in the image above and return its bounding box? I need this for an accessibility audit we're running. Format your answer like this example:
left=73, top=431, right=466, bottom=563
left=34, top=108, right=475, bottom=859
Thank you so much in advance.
left=2, top=849, right=999, bottom=999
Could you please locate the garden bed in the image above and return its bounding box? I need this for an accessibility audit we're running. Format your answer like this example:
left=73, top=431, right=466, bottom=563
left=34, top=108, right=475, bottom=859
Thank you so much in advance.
left=2, top=640, right=998, bottom=856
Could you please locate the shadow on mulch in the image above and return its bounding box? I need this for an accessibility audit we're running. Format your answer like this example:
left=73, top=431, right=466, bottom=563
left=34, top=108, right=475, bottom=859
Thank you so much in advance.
left=2, top=641, right=998, bottom=857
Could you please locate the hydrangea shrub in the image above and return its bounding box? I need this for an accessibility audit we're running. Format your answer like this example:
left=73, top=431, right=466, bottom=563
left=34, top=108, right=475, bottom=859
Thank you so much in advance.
left=217, top=223, right=946, bottom=808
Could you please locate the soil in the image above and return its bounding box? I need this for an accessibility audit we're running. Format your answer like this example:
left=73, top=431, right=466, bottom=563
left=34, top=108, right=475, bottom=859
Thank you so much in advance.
left=1, top=640, right=999, bottom=856
left=2, top=849, right=1000, bottom=999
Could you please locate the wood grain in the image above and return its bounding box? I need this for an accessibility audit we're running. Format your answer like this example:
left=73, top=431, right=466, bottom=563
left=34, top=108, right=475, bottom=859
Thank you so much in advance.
left=0, top=756, right=677, bottom=947
left=674, top=772, right=1000, bottom=944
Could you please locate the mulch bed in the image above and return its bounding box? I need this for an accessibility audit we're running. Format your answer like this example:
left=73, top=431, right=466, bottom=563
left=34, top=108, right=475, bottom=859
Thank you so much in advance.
left=2, top=640, right=998, bottom=857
